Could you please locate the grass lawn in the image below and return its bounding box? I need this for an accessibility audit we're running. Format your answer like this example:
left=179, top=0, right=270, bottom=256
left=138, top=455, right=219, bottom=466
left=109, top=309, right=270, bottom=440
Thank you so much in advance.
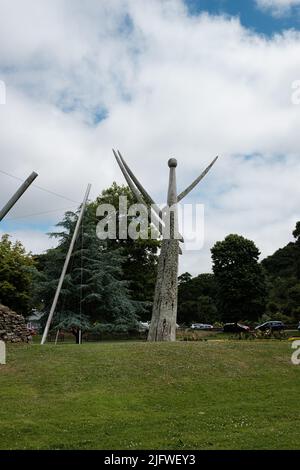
left=0, top=340, right=299, bottom=450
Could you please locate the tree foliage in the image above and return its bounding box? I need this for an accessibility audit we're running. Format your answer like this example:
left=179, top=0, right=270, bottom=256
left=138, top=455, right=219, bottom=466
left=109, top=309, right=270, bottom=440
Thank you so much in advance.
left=35, top=202, right=149, bottom=334
left=93, top=182, right=160, bottom=317
left=178, top=272, right=219, bottom=324
left=0, top=234, right=36, bottom=315
left=211, top=234, right=267, bottom=322
left=262, top=221, right=300, bottom=321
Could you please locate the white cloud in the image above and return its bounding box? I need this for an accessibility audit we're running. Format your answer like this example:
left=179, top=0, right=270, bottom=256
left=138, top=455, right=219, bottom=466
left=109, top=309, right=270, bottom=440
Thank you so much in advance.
left=256, top=0, right=300, bottom=16
left=0, top=228, right=58, bottom=255
left=0, top=0, right=300, bottom=273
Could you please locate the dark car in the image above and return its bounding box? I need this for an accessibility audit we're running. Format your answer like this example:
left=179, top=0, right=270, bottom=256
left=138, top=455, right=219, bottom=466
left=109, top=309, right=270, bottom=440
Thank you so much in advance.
left=223, top=323, right=250, bottom=333
left=255, top=321, right=285, bottom=331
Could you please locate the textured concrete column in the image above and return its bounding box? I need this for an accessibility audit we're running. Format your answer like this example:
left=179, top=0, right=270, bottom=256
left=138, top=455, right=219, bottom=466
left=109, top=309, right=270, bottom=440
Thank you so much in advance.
left=148, top=159, right=179, bottom=342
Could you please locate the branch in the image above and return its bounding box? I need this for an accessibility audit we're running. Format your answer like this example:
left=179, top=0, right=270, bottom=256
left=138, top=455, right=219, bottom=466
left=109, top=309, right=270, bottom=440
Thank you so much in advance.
left=177, top=156, right=218, bottom=202
left=117, top=150, right=162, bottom=219
left=113, top=149, right=163, bottom=238
left=113, top=149, right=184, bottom=251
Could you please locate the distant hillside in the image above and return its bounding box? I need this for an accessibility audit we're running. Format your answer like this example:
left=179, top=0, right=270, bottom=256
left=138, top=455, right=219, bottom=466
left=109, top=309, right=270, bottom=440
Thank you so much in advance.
left=261, top=232, right=300, bottom=322
left=262, top=242, right=300, bottom=280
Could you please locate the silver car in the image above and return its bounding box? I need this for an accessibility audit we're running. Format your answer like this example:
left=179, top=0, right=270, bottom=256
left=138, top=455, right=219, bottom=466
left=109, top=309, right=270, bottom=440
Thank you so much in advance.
left=191, top=323, right=213, bottom=330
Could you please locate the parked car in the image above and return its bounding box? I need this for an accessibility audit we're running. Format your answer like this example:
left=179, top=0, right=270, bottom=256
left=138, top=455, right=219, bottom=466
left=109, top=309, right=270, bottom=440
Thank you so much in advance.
left=191, top=323, right=213, bottom=330
left=255, top=321, right=285, bottom=332
left=138, top=322, right=179, bottom=332
left=138, top=321, right=150, bottom=332
left=223, top=323, right=250, bottom=333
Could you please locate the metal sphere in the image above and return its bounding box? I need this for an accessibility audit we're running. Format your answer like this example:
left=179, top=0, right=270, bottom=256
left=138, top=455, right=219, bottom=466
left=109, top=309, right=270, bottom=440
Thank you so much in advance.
left=168, top=158, right=177, bottom=168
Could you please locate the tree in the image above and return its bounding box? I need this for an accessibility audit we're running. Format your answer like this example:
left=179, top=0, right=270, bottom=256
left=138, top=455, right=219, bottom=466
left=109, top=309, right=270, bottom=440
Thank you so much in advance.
left=262, top=221, right=300, bottom=320
left=92, top=182, right=160, bottom=319
left=211, top=234, right=266, bottom=322
left=53, top=312, right=91, bottom=344
left=195, top=295, right=218, bottom=324
left=262, top=242, right=300, bottom=280
left=293, top=222, right=300, bottom=242
left=0, top=234, right=36, bottom=315
left=293, top=222, right=300, bottom=280
left=178, top=272, right=192, bottom=285
left=35, top=205, right=148, bottom=336
left=177, top=272, right=219, bottom=324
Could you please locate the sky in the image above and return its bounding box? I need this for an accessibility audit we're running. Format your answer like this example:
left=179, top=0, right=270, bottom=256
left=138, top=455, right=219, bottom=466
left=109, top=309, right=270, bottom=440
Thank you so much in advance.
left=0, top=0, right=300, bottom=275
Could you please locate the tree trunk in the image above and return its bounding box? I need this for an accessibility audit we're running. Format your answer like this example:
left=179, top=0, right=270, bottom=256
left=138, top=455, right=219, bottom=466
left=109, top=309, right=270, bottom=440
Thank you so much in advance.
left=148, top=238, right=179, bottom=341
left=148, top=158, right=179, bottom=342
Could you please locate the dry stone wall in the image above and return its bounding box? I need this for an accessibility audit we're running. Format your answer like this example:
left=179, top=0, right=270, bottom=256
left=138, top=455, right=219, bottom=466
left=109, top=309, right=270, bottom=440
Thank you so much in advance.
left=0, top=304, right=30, bottom=343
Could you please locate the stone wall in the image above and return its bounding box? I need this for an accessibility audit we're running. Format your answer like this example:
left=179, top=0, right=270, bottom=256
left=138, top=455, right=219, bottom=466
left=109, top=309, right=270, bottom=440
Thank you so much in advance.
left=0, top=304, right=30, bottom=343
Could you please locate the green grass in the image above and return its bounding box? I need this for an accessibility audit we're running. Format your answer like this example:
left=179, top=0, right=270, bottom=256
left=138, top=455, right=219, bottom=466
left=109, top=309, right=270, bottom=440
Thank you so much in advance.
left=0, top=341, right=299, bottom=450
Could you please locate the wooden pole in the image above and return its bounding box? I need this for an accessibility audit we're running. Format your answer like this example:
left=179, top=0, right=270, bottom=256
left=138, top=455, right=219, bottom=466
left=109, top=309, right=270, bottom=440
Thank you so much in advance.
left=0, top=171, right=38, bottom=221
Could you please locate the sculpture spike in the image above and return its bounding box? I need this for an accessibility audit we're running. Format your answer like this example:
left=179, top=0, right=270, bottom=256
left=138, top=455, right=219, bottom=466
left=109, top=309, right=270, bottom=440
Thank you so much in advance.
left=113, top=149, right=145, bottom=204
left=177, top=156, right=218, bottom=202
left=113, top=149, right=166, bottom=242
left=117, top=150, right=162, bottom=217
left=117, top=150, right=184, bottom=242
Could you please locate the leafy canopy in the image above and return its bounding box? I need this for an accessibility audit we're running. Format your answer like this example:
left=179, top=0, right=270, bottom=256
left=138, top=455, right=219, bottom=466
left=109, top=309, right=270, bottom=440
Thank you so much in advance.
left=0, top=234, right=36, bottom=315
left=35, top=183, right=158, bottom=332
left=211, top=234, right=267, bottom=322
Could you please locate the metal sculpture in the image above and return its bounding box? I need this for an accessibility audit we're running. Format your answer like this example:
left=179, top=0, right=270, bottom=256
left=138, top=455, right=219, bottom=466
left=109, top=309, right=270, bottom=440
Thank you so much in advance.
left=114, top=150, right=218, bottom=341
left=0, top=171, right=38, bottom=221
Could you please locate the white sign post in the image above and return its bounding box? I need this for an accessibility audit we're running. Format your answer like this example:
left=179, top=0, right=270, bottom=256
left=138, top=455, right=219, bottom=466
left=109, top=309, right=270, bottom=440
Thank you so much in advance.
left=0, top=340, right=6, bottom=365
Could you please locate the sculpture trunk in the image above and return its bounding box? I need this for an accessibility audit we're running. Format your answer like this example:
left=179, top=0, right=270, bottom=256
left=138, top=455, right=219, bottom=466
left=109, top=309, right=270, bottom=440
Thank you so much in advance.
left=148, top=159, right=179, bottom=342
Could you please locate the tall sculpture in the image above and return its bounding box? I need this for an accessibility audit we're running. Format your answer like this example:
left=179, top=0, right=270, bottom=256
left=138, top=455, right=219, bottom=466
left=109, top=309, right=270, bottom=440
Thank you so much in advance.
left=113, top=150, right=218, bottom=341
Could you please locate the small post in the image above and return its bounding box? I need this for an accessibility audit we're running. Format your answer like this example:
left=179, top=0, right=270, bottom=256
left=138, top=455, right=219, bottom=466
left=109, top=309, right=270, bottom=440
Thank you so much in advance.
left=54, top=329, right=60, bottom=345
left=0, top=171, right=38, bottom=221
left=0, top=340, right=6, bottom=365
left=41, top=183, right=92, bottom=345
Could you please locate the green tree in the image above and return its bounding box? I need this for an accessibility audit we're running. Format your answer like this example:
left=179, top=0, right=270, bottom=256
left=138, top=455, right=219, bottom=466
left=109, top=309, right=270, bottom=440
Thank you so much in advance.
left=262, top=242, right=300, bottom=280
left=35, top=206, right=148, bottom=336
left=0, top=234, right=36, bottom=315
left=93, top=182, right=160, bottom=319
left=211, top=234, right=266, bottom=322
left=196, top=295, right=218, bottom=324
left=54, top=313, right=91, bottom=344
left=262, top=221, right=300, bottom=321
left=178, top=272, right=192, bottom=285
left=293, top=222, right=300, bottom=242
left=177, top=272, right=219, bottom=324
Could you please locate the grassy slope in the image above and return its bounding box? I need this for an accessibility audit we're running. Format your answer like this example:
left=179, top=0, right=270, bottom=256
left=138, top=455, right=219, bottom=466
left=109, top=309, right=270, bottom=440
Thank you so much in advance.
left=0, top=341, right=299, bottom=450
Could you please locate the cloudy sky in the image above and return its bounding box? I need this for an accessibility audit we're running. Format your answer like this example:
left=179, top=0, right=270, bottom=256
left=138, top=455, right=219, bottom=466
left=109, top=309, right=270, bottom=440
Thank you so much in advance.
left=0, top=0, right=300, bottom=275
